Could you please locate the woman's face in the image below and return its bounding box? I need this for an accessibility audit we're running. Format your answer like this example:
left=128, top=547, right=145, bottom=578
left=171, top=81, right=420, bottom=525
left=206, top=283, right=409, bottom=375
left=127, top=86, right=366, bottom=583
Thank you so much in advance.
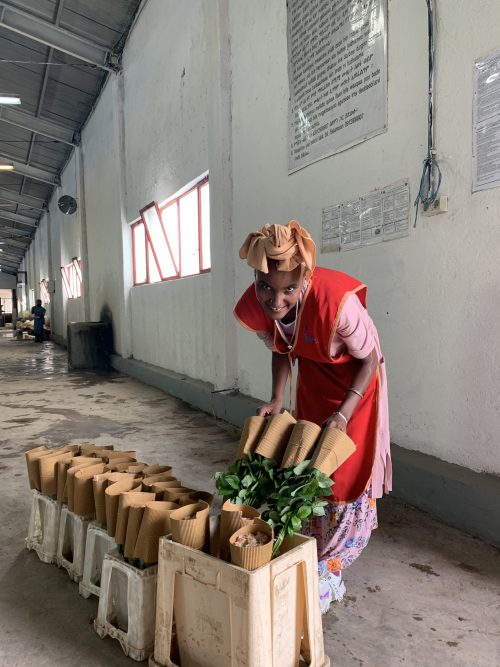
left=255, top=262, right=305, bottom=321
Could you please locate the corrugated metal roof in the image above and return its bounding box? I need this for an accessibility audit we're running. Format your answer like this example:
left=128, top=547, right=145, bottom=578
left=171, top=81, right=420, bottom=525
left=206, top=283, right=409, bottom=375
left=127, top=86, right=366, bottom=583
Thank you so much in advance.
left=0, top=0, right=142, bottom=273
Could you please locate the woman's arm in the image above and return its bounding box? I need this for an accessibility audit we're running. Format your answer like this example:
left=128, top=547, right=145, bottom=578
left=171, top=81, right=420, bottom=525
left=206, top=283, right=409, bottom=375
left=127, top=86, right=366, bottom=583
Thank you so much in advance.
left=257, top=351, right=290, bottom=416
left=324, top=347, right=378, bottom=431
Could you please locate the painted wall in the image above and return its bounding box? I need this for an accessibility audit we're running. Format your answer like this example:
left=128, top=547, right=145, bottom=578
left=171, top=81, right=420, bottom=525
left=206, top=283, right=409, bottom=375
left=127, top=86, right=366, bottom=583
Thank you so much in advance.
left=228, top=0, right=500, bottom=476
left=23, top=0, right=500, bottom=478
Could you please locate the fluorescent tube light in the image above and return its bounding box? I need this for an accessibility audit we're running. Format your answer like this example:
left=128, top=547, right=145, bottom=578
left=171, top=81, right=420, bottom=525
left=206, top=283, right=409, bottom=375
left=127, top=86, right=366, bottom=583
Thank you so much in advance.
left=0, top=163, right=14, bottom=171
left=0, top=96, right=21, bottom=105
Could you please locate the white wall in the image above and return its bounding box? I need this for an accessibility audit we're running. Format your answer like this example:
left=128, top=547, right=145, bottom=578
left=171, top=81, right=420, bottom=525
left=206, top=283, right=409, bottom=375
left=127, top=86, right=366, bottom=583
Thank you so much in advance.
left=23, top=0, right=500, bottom=478
left=228, top=0, right=500, bottom=476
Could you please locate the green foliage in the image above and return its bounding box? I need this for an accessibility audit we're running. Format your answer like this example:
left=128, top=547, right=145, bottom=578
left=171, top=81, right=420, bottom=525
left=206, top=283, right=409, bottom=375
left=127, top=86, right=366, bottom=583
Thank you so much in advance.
left=214, top=453, right=277, bottom=508
left=262, top=465, right=333, bottom=557
left=214, top=454, right=334, bottom=558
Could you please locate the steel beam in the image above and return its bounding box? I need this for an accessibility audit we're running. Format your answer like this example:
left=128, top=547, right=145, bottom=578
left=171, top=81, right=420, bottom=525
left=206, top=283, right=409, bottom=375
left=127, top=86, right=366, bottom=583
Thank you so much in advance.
left=0, top=209, right=37, bottom=226
left=0, top=106, right=78, bottom=146
left=0, top=2, right=119, bottom=72
left=0, top=224, right=32, bottom=238
left=0, top=186, right=46, bottom=211
left=0, top=153, right=60, bottom=185
left=0, top=237, right=29, bottom=249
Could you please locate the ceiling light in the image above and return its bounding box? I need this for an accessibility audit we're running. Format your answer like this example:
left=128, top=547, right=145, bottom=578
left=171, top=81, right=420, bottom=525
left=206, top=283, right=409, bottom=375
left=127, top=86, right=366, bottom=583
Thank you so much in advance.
left=0, top=163, right=14, bottom=171
left=0, top=95, right=21, bottom=105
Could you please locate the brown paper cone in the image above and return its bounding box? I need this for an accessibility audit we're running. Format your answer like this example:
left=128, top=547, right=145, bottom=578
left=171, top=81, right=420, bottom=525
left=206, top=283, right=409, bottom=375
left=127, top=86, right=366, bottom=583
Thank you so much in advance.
left=142, top=464, right=173, bottom=475
left=281, top=419, right=322, bottom=468
left=163, top=487, right=196, bottom=503
left=254, top=410, right=297, bottom=460
left=114, top=491, right=156, bottom=546
left=144, top=470, right=177, bottom=486
left=229, top=518, right=274, bottom=571
left=79, top=444, right=114, bottom=457
left=181, top=491, right=214, bottom=507
left=105, top=450, right=137, bottom=462
left=149, top=480, right=180, bottom=498
left=124, top=506, right=146, bottom=559
left=25, top=445, right=49, bottom=490
left=170, top=501, right=210, bottom=551
left=126, top=463, right=148, bottom=474
left=236, top=416, right=267, bottom=458
left=105, top=458, right=138, bottom=472
left=133, top=501, right=179, bottom=563
left=219, top=500, right=261, bottom=562
left=105, top=479, right=143, bottom=537
left=66, top=457, right=103, bottom=511
left=73, top=464, right=106, bottom=516
left=310, top=428, right=357, bottom=476
left=56, top=459, right=71, bottom=502
left=93, top=472, right=133, bottom=525
left=39, top=451, right=74, bottom=497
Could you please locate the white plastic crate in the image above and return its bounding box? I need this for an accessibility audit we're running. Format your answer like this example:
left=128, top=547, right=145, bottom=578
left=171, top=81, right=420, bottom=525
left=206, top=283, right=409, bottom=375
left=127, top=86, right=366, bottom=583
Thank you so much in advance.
left=79, top=521, right=116, bottom=599
left=56, top=507, right=93, bottom=582
left=94, top=549, right=158, bottom=662
left=150, top=533, right=330, bottom=667
left=25, top=490, right=62, bottom=564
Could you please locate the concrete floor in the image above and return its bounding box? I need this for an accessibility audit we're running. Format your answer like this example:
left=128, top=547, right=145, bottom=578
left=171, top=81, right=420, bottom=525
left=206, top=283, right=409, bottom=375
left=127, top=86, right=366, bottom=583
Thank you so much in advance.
left=0, top=335, right=499, bottom=667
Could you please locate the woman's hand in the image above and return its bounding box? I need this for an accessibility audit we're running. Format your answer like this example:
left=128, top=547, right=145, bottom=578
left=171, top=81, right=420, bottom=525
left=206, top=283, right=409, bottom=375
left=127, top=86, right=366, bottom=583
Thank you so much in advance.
left=257, top=399, right=282, bottom=417
left=324, top=411, right=349, bottom=432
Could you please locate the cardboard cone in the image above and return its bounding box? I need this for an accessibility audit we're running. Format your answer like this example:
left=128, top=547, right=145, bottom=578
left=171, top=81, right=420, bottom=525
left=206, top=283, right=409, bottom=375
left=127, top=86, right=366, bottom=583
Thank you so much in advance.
left=56, top=459, right=71, bottom=502
left=25, top=445, right=49, bottom=490
left=126, top=463, right=148, bottom=474
left=144, top=470, right=177, bottom=486
left=163, top=487, right=196, bottom=503
left=181, top=491, right=214, bottom=507
left=219, top=500, right=261, bottom=562
left=124, top=506, right=146, bottom=560
left=149, top=480, right=181, bottom=498
left=236, top=416, right=267, bottom=458
left=142, top=464, right=173, bottom=475
left=66, top=457, right=103, bottom=511
left=79, top=444, right=114, bottom=457
left=105, top=478, right=143, bottom=537
left=281, top=419, right=321, bottom=468
left=39, top=450, right=74, bottom=497
left=93, top=472, right=132, bottom=525
left=310, top=428, right=357, bottom=476
left=229, top=518, right=274, bottom=571
left=170, top=501, right=210, bottom=551
left=133, top=501, right=179, bottom=563
left=104, top=450, right=137, bottom=462
left=73, top=464, right=106, bottom=516
left=114, top=491, right=156, bottom=546
left=254, top=410, right=297, bottom=460
left=105, top=459, right=138, bottom=472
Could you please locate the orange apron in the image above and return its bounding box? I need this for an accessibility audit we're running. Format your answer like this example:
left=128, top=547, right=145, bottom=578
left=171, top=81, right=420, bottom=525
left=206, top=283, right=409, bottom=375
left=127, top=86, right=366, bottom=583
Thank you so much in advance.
left=234, top=267, right=378, bottom=503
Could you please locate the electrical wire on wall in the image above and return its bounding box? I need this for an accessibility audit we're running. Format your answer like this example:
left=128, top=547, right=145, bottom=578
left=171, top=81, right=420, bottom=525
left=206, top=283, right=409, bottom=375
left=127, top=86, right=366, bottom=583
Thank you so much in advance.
left=414, top=0, right=442, bottom=225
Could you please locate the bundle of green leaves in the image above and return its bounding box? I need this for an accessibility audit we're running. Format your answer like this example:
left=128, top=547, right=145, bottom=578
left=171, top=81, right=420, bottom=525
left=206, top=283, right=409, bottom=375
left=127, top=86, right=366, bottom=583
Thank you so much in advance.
left=263, top=460, right=333, bottom=558
left=214, top=453, right=277, bottom=508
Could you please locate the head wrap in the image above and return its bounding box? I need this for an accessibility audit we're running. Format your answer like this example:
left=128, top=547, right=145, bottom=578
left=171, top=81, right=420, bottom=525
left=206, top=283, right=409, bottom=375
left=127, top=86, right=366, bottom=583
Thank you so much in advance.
left=239, top=221, right=316, bottom=275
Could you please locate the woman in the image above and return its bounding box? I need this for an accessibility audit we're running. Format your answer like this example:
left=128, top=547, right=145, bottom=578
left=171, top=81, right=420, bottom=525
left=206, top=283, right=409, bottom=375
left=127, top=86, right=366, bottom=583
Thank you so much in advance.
left=234, top=221, right=391, bottom=614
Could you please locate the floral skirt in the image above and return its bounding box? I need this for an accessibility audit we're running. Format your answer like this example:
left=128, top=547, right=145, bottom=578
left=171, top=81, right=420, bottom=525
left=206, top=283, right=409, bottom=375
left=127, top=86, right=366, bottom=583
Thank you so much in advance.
left=302, top=485, right=378, bottom=572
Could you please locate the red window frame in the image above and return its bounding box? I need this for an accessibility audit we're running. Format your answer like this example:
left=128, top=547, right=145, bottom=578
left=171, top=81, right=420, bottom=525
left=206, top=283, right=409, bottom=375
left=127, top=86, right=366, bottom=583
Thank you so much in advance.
left=60, top=257, right=82, bottom=299
left=39, top=279, right=50, bottom=304
left=131, top=176, right=210, bottom=286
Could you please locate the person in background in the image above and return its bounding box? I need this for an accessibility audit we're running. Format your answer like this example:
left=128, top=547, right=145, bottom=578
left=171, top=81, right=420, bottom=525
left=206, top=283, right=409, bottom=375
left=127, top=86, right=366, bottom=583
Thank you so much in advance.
left=234, top=221, right=391, bottom=614
left=31, top=299, right=46, bottom=343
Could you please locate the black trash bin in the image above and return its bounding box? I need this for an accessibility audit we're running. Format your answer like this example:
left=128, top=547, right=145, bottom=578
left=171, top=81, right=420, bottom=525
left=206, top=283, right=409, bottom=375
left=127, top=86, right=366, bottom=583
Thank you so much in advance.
left=67, top=321, right=111, bottom=371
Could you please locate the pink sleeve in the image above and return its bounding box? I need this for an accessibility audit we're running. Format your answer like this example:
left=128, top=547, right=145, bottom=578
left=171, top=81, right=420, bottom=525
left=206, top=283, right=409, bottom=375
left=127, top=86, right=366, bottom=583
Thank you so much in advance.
left=333, top=294, right=377, bottom=359
left=256, top=330, right=276, bottom=351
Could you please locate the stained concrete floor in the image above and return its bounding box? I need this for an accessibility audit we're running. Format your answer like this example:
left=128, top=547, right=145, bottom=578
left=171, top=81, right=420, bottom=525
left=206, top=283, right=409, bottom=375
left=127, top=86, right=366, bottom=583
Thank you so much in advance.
left=0, top=335, right=499, bottom=667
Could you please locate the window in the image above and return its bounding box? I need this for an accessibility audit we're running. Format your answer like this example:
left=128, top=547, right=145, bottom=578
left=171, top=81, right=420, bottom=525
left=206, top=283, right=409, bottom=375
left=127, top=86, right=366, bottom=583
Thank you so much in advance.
left=39, top=279, right=50, bottom=304
left=131, top=176, right=210, bottom=286
left=61, top=258, right=82, bottom=299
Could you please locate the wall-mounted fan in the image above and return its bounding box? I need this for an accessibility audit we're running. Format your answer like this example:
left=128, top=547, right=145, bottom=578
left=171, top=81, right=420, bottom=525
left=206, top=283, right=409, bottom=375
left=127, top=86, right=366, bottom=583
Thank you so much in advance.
left=58, top=195, right=78, bottom=215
